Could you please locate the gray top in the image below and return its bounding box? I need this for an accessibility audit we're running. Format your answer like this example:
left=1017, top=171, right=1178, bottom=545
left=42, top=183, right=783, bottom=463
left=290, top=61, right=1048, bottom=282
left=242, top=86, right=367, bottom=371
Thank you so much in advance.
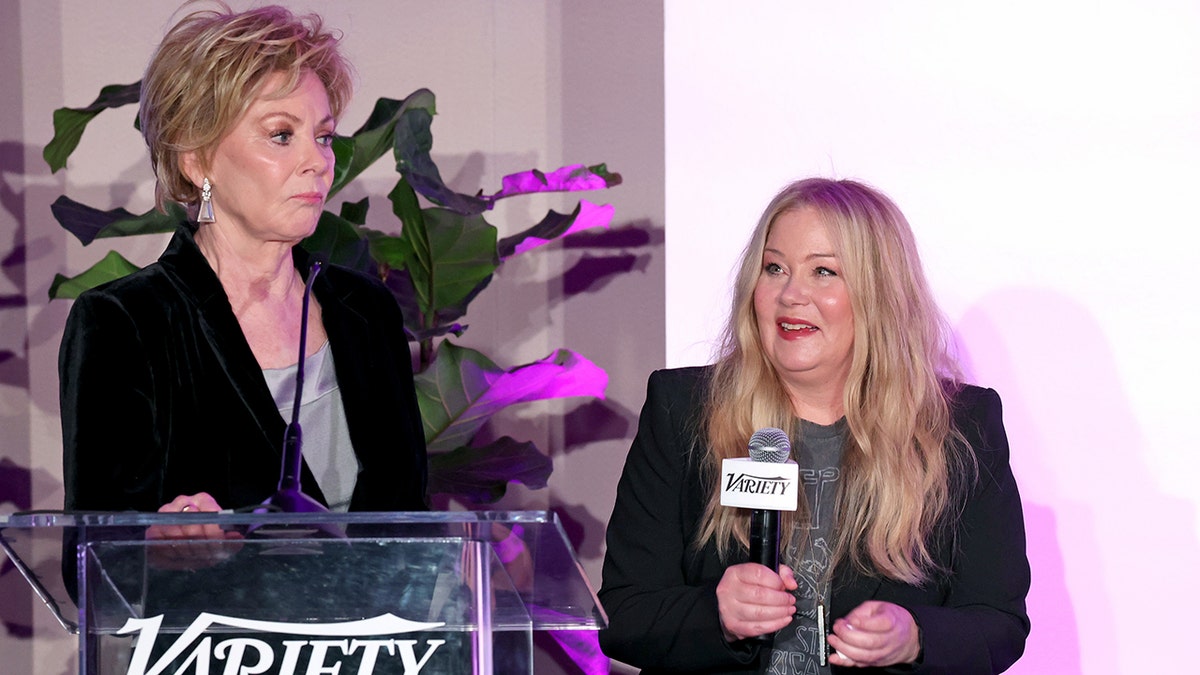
left=262, top=341, right=358, bottom=511
left=765, top=418, right=846, bottom=675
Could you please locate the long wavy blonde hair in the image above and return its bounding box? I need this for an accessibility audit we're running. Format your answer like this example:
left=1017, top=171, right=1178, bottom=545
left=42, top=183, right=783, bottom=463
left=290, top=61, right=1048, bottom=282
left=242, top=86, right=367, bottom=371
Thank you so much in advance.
left=140, top=2, right=354, bottom=212
left=696, top=178, right=974, bottom=585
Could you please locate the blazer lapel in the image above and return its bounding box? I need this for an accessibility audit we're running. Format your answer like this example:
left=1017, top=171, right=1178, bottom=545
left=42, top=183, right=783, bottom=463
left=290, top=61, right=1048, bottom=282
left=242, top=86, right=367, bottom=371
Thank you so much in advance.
left=159, top=226, right=286, bottom=455
left=311, top=265, right=372, bottom=464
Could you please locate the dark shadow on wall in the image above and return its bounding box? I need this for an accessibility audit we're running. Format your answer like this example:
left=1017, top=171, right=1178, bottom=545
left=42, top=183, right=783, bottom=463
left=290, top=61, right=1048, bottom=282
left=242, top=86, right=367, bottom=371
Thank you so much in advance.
left=0, top=0, right=35, bottom=647
left=555, top=1, right=665, bottom=672
left=0, top=143, right=31, bottom=392
left=561, top=223, right=659, bottom=298
left=562, top=398, right=634, bottom=450
left=466, top=222, right=662, bottom=353
left=0, top=457, right=33, bottom=510
left=0, top=139, right=28, bottom=237
left=1, top=458, right=34, bottom=638
left=552, top=495, right=616, bottom=566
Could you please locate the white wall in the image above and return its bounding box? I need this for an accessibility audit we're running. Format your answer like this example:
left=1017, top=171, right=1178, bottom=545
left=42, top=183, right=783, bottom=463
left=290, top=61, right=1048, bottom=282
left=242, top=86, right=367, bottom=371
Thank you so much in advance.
left=665, top=1, right=1200, bottom=673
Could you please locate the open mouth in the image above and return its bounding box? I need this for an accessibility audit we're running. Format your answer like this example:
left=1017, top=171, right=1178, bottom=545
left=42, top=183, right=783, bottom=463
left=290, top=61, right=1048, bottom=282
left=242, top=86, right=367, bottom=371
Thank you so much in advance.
left=779, top=321, right=817, bottom=333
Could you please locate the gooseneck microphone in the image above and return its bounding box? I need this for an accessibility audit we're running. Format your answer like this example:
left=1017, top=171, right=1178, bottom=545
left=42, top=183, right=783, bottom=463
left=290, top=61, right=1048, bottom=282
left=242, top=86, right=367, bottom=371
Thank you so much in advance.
left=747, top=428, right=792, bottom=571
left=263, top=259, right=328, bottom=514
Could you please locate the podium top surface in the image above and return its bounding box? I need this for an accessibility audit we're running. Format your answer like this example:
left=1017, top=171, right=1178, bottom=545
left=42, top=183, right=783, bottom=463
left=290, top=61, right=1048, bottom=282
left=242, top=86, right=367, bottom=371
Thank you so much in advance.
left=0, top=510, right=607, bottom=635
left=0, top=509, right=556, bottom=529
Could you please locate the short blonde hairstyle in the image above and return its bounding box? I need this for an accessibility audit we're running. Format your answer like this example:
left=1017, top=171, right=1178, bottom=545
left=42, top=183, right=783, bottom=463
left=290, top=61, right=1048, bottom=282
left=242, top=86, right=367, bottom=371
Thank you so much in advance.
left=139, top=2, right=353, bottom=211
left=698, top=177, right=971, bottom=585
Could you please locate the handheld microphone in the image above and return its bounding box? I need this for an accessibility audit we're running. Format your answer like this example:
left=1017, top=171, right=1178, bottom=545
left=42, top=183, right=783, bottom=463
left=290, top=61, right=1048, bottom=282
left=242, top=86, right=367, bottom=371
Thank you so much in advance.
left=719, top=427, right=796, bottom=644
left=263, top=259, right=328, bottom=514
left=719, top=427, right=798, bottom=565
left=746, top=428, right=791, bottom=570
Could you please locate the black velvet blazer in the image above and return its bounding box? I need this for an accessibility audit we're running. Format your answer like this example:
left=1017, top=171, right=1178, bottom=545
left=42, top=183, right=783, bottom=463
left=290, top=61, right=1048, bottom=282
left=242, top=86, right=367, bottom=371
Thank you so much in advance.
left=60, top=225, right=427, bottom=513
left=599, top=367, right=1030, bottom=674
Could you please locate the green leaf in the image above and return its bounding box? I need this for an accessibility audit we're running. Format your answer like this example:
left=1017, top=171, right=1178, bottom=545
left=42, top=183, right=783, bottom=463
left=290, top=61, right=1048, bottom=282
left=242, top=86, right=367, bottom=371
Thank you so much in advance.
left=428, top=436, right=552, bottom=503
left=51, top=196, right=183, bottom=246
left=337, top=196, right=370, bottom=226
left=48, top=250, right=141, bottom=300
left=381, top=178, right=427, bottom=267
left=302, top=208, right=375, bottom=275
left=586, top=163, right=623, bottom=188
left=385, top=179, right=498, bottom=330
left=328, top=90, right=437, bottom=198
left=44, top=82, right=141, bottom=173
left=380, top=268, right=471, bottom=343
left=393, top=105, right=491, bottom=215
left=415, top=342, right=608, bottom=454
left=418, top=208, right=499, bottom=311
left=329, top=135, right=355, bottom=197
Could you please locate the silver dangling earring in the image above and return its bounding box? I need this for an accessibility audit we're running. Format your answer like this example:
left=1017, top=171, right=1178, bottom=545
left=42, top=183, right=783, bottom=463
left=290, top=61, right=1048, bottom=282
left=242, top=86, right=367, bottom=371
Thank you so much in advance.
left=197, top=178, right=216, bottom=223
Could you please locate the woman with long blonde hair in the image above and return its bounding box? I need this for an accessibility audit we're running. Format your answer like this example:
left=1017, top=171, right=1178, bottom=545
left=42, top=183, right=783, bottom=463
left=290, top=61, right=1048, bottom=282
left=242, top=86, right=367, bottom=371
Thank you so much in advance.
left=600, top=178, right=1029, bottom=673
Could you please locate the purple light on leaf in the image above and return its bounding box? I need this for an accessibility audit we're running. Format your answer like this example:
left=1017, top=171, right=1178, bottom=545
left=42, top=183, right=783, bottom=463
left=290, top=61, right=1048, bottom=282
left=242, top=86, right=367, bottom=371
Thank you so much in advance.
left=418, top=344, right=609, bottom=454
left=508, top=200, right=615, bottom=258
left=492, top=164, right=612, bottom=201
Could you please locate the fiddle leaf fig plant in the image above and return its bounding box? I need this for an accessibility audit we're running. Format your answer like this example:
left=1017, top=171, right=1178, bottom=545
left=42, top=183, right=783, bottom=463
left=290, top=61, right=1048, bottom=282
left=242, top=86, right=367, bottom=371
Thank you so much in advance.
left=46, top=84, right=621, bottom=505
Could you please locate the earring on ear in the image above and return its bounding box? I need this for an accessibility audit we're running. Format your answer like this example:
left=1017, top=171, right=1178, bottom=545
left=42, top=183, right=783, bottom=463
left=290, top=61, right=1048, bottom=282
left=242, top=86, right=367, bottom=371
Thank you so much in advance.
left=198, top=178, right=216, bottom=223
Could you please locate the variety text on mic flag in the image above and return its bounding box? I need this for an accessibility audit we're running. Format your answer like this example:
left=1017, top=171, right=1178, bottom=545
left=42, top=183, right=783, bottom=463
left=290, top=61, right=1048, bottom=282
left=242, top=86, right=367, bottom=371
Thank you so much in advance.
left=719, top=458, right=799, bottom=511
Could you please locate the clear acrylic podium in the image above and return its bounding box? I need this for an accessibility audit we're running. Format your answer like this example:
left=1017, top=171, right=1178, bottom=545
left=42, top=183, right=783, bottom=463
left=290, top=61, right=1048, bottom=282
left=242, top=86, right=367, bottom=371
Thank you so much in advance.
left=0, top=510, right=606, bottom=674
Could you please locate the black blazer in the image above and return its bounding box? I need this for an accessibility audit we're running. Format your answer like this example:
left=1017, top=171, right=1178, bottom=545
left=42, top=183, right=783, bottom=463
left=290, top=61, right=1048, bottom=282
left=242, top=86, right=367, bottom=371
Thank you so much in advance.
left=598, top=367, right=1029, bottom=674
left=60, top=224, right=427, bottom=513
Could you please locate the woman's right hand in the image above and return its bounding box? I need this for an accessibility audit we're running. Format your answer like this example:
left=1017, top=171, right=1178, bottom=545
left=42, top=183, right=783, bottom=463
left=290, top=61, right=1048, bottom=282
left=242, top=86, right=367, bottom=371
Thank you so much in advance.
left=146, top=492, right=243, bottom=569
left=716, top=563, right=798, bottom=642
left=149, top=492, right=228, bottom=540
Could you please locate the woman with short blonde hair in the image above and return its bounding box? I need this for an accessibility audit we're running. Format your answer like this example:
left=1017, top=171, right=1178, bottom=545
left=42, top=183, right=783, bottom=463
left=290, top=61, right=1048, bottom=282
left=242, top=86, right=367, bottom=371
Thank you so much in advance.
left=139, top=3, right=354, bottom=211
left=61, top=4, right=426, bottom=523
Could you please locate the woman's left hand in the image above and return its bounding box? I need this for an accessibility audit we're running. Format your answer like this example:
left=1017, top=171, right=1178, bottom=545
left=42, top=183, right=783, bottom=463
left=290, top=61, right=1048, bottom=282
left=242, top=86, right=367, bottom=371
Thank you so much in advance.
left=826, top=600, right=921, bottom=668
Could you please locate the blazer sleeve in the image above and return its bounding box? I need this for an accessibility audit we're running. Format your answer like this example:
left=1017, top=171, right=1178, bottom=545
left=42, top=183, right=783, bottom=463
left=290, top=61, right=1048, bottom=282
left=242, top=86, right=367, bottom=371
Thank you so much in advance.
left=900, top=387, right=1031, bottom=674
left=598, top=369, right=758, bottom=672
left=59, top=291, right=164, bottom=512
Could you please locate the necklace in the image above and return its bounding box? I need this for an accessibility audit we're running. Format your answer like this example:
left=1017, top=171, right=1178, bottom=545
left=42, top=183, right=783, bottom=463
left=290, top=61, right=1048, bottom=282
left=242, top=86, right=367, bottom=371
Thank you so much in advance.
left=817, top=595, right=829, bottom=666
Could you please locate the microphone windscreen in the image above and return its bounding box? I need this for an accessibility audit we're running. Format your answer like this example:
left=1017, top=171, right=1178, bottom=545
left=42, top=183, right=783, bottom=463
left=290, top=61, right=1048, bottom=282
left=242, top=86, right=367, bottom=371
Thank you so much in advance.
left=748, top=427, right=791, bottom=464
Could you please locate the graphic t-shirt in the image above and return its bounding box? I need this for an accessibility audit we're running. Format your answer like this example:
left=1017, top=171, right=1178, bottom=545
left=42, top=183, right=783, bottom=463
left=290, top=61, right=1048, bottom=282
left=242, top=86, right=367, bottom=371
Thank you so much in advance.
left=765, top=418, right=846, bottom=675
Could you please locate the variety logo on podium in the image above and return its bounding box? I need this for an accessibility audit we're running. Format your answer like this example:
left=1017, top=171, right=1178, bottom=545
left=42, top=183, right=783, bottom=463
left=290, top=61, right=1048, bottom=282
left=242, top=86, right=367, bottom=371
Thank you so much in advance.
left=118, top=612, right=447, bottom=675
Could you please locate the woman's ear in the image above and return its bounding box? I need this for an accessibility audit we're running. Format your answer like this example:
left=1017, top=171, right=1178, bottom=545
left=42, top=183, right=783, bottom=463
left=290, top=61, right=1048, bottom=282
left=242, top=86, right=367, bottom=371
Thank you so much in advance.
left=179, top=151, right=205, bottom=189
